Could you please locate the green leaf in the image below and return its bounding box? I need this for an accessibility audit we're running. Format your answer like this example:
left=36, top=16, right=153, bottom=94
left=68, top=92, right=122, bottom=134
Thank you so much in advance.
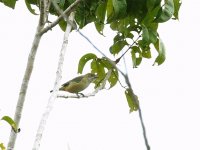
left=153, top=38, right=166, bottom=65
left=78, top=53, right=97, bottom=74
left=95, top=1, right=107, bottom=34
left=125, top=89, right=138, bottom=113
left=0, top=143, right=6, bottom=150
left=173, top=0, right=182, bottom=20
left=25, top=0, right=38, bottom=15
left=107, top=0, right=127, bottom=22
left=59, top=18, right=67, bottom=32
left=155, top=0, right=175, bottom=23
left=91, top=59, right=105, bottom=81
left=131, top=46, right=142, bottom=67
left=142, top=25, right=149, bottom=42
left=109, top=40, right=127, bottom=54
left=138, top=40, right=151, bottom=58
left=108, top=68, right=118, bottom=88
left=146, top=0, right=161, bottom=11
left=147, top=23, right=158, bottom=43
left=1, top=116, right=18, bottom=133
left=1, top=0, right=16, bottom=9
left=100, top=58, right=118, bottom=88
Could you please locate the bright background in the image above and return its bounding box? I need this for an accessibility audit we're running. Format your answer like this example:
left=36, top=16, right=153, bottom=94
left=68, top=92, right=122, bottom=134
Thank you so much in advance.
left=0, top=1, right=200, bottom=150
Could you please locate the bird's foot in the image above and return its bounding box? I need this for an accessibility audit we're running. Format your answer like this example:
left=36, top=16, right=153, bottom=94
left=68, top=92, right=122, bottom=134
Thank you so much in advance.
left=76, top=93, right=85, bottom=98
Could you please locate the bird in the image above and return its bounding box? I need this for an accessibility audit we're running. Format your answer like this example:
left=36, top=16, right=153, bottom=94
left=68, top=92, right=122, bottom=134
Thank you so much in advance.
left=50, top=73, right=98, bottom=94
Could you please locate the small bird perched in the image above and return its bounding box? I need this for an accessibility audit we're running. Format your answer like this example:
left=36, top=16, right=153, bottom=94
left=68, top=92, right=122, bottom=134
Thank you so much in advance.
left=50, top=73, right=98, bottom=94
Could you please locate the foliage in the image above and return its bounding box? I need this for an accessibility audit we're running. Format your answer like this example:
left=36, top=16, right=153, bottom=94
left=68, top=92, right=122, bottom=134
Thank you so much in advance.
left=1, top=0, right=181, bottom=111
left=0, top=0, right=16, bottom=9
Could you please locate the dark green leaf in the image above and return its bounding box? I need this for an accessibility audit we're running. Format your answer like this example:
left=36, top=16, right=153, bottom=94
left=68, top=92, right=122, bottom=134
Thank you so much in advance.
left=146, top=0, right=161, bottom=11
left=1, top=116, right=18, bottom=133
left=59, top=18, right=67, bottom=32
left=125, top=89, right=138, bottom=113
left=95, top=1, right=107, bottom=34
left=25, top=0, right=38, bottom=15
left=107, top=0, right=127, bottom=22
left=147, top=23, right=158, bottom=43
left=78, top=53, right=97, bottom=74
left=155, top=0, right=174, bottom=23
left=153, top=38, right=166, bottom=65
left=142, top=25, right=149, bottom=42
left=1, top=0, right=16, bottom=9
left=110, top=40, right=127, bottom=54
left=173, top=0, right=182, bottom=20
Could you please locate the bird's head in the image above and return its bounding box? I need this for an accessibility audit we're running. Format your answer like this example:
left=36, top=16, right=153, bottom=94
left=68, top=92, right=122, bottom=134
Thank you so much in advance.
left=85, top=73, right=98, bottom=83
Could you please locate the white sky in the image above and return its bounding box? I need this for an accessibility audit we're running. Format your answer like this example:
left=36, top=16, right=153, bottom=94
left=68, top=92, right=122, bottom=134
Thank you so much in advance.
left=0, top=1, right=200, bottom=150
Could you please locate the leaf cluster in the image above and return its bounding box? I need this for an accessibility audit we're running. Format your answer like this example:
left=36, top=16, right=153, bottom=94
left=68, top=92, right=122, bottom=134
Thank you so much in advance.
left=1, top=0, right=181, bottom=112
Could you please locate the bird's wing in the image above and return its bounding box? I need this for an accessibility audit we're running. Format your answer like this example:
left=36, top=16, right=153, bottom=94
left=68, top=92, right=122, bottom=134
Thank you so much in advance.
left=61, top=75, right=84, bottom=87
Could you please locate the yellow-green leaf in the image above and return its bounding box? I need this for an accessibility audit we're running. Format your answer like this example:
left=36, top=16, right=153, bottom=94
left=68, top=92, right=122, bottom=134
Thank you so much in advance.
left=131, top=46, right=142, bottom=67
left=153, top=38, right=166, bottom=65
left=125, top=89, right=138, bottom=113
left=173, top=0, right=182, bottom=20
left=1, top=116, right=18, bottom=133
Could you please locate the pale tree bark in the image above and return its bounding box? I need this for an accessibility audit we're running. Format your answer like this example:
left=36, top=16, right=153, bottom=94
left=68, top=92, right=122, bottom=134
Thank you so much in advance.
left=32, top=12, right=75, bottom=150
left=7, top=0, right=50, bottom=149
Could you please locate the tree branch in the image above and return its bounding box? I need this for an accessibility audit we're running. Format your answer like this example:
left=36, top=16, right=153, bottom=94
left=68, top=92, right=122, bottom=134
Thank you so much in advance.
left=6, top=0, right=50, bottom=149
left=32, top=12, right=75, bottom=150
left=40, top=0, right=82, bottom=35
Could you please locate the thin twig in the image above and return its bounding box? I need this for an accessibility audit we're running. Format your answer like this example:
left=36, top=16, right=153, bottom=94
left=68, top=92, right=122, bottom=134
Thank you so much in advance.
left=115, top=33, right=141, bottom=64
left=122, top=54, right=150, bottom=150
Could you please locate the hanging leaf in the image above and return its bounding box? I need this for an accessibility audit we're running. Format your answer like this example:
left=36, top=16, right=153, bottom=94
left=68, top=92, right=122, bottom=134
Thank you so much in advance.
left=91, top=59, right=107, bottom=88
left=142, top=25, right=149, bottom=42
left=100, top=58, right=118, bottom=88
left=1, top=116, right=18, bottom=133
left=173, top=0, right=182, bottom=20
left=131, top=46, right=142, bottom=67
left=78, top=53, right=97, bottom=74
left=25, top=0, right=38, bottom=15
left=95, top=1, right=107, bottom=34
left=153, top=38, right=166, bottom=65
left=125, top=89, right=138, bottom=113
left=109, top=40, right=127, bottom=55
left=155, top=0, right=174, bottom=23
